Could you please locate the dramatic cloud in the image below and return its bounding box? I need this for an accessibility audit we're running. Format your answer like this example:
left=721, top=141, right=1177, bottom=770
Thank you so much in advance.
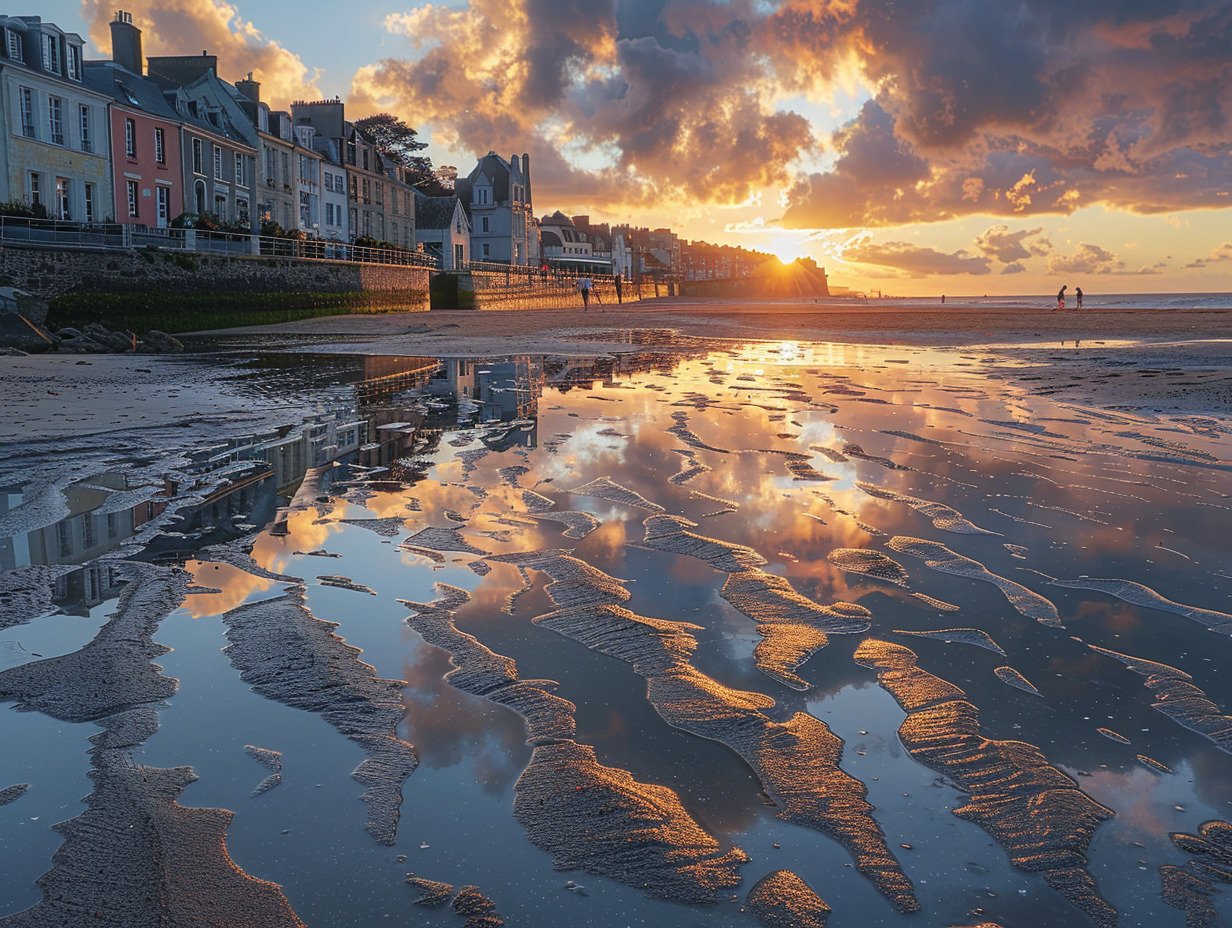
left=974, top=225, right=1053, bottom=264
left=842, top=240, right=992, bottom=276
left=83, top=0, right=321, bottom=107
left=1047, top=243, right=1124, bottom=275
left=351, top=0, right=815, bottom=211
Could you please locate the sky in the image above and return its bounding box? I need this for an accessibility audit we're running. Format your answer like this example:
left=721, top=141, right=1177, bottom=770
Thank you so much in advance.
left=39, top=0, right=1232, bottom=295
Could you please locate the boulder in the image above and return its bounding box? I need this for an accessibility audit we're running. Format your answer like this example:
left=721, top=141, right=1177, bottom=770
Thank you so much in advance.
left=83, top=323, right=137, bottom=352
left=0, top=313, right=58, bottom=353
left=56, top=334, right=108, bottom=354
left=0, top=287, right=49, bottom=326
left=140, top=330, right=185, bottom=353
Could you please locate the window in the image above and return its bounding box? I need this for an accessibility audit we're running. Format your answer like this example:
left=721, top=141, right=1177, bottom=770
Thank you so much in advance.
left=79, top=105, right=91, bottom=152
left=42, top=34, right=60, bottom=74
left=28, top=172, right=40, bottom=208
left=67, top=44, right=81, bottom=80
left=192, top=138, right=203, bottom=174
left=362, top=147, right=369, bottom=171
left=455, top=243, right=465, bottom=267
left=349, top=175, right=357, bottom=200
left=48, top=96, right=64, bottom=145
left=482, top=242, right=490, bottom=258
left=481, top=216, right=489, bottom=233
left=265, top=148, right=276, bottom=183
left=126, top=180, right=139, bottom=218
left=376, top=182, right=383, bottom=207
left=236, top=197, right=249, bottom=225
left=156, top=186, right=169, bottom=226
left=83, top=183, right=94, bottom=222
left=124, top=118, right=136, bottom=157
left=234, top=153, right=245, bottom=186
left=214, top=193, right=227, bottom=218
left=55, top=177, right=70, bottom=220
left=281, top=151, right=290, bottom=186
left=213, top=145, right=223, bottom=180
left=362, top=179, right=370, bottom=204
left=18, top=86, right=35, bottom=138
left=154, top=127, right=164, bottom=164
left=7, top=29, right=22, bottom=61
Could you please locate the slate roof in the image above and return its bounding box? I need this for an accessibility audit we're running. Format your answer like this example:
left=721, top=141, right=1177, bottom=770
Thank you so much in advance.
left=82, top=61, right=180, bottom=121
left=414, top=191, right=461, bottom=232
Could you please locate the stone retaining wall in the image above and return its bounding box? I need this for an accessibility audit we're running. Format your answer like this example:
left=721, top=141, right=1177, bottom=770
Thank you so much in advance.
left=467, top=270, right=646, bottom=311
left=0, top=244, right=430, bottom=311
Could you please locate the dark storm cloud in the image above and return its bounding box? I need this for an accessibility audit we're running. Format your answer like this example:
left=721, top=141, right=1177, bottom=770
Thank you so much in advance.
left=354, top=0, right=1232, bottom=219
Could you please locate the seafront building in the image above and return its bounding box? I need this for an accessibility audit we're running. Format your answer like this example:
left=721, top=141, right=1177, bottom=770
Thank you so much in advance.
left=0, top=15, right=113, bottom=221
left=454, top=151, right=536, bottom=265
left=414, top=190, right=469, bottom=269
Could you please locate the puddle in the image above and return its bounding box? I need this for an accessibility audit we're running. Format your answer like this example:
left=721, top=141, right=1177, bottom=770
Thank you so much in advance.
left=2, top=341, right=1232, bottom=927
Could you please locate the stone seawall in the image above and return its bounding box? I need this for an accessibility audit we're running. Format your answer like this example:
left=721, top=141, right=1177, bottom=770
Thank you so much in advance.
left=467, top=270, right=647, bottom=311
left=0, top=244, right=431, bottom=307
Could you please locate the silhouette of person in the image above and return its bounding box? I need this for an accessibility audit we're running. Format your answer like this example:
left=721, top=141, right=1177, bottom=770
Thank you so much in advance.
left=941, top=294, right=946, bottom=304
left=615, top=275, right=623, bottom=304
left=1075, top=286, right=1083, bottom=310
left=1056, top=285, right=1067, bottom=311
left=578, top=276, right=592, bottom=310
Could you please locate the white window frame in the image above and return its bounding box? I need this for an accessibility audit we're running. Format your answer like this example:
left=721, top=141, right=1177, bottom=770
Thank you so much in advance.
left=154, top=127, right=165, bottom=164
left=28, top=171, right=41, bottom=207
left=234, top=152, right=245, bottom=187
left=83, top=183, right=94, bottom=223
left=192, top=138, right=203, bottom=175
left=42, top=34, right=60, bottom=74
left=66, top=44, right=81, bottom=81
left=7, top=29, right=22, bottom=60
left=79, top=104, right=91, bottom=153
left=213, top=144, right=223, bottom=181
left=48, top=96, right=64, bottom=145
left=156, top=186, right=169, bottom=226
left=126, top=179, right=139, bottom=218
left=18, top=86, right=36, bottom=138
left=55, top=176, right=70, bottom=220
left=124, top=117, right=136, bottom=158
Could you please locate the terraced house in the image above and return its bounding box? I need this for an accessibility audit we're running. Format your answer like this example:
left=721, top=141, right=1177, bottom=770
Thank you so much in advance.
left=83, top=14, right=183, bottom=229
left=0, top=15, right=112, bottom=221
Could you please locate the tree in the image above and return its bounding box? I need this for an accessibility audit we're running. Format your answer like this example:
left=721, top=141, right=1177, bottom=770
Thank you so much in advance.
left=352, top=113, right=426, bottom=166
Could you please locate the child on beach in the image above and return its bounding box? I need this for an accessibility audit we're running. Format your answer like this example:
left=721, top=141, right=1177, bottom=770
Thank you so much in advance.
left=1075, top=287, right=1083, bottom=310
left=1056, top=285, right=1067, bottom=310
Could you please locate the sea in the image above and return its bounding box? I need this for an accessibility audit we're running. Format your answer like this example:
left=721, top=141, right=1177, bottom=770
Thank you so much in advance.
left=858, top=291, right=1232, bottom=310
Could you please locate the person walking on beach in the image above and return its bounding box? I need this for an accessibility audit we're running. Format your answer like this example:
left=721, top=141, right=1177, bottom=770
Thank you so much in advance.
left=615, top=275, right=623, bottom=304
left=1075, top=287, right=1083, bottom=310
left=577, top=276, right=592, bottom=311
left=1056, top=285, right=1067, bottom=311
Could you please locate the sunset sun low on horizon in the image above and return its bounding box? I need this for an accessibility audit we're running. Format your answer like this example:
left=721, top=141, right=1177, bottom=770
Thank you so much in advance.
left=29, top=0, right=1232, bottom=297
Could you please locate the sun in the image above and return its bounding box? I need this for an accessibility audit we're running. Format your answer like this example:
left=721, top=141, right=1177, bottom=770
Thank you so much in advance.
left=767, top=232, right=811, bottom=265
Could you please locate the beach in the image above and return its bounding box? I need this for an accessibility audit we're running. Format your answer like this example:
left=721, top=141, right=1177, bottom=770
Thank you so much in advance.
left=3, top=297, right=1232, bottom=928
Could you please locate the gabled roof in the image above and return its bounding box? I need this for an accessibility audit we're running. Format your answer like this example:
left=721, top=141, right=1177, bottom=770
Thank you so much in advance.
left=414, top=191, right=463, bottom=231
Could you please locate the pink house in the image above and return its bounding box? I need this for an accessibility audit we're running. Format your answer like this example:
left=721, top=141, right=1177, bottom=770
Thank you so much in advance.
left=83, top=15, right=183, bottom=227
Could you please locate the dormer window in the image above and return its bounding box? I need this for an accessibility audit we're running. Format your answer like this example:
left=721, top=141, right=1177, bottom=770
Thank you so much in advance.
left=66, top=44, right=81, bottom=80
left=7, top=30, right=22, bottom=61
left=41, top=34, right=60, bottom=74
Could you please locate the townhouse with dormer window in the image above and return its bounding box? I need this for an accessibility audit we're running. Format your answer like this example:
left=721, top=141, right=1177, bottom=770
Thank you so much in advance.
left=144, top=52, right=256, bottom=229
left=454, top=151, right=536, bottom=265
left=0, top=15, right=112, bottom=221
left=82, top=13, right=183, bottom=228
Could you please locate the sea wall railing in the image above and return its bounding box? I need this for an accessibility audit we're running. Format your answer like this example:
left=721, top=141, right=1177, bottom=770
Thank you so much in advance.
left=0, top=215, right=440, bottom=269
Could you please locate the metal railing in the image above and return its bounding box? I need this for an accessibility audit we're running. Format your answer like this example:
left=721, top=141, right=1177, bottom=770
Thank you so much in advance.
left=0, top=215, right=439, bottom=269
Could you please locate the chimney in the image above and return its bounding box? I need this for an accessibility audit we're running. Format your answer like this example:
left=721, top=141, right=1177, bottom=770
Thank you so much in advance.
left=522, top=152, right=531, bottom=203
left=110, top=10, right=143, bottom=75
left=235, top=72, right=260, bottom=104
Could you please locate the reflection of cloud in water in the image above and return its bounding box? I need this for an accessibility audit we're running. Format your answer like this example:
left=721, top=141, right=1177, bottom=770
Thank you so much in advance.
left=184, top=561, right=274, bottom=617
left=399, top=642, right=529, bottom=797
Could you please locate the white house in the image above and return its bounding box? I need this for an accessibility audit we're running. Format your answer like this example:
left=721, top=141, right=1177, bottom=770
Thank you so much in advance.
left=0, top=16, right=113, bottom=221
left=454, top=151, right=535, bottom=265
left=414, top=190, right=468, bottom=269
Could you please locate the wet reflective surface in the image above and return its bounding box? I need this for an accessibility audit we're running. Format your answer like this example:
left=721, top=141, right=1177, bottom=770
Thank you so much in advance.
left=2, top=340, right=1232, bottom=927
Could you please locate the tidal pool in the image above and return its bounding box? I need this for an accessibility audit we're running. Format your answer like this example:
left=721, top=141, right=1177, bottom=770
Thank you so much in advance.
left=2, top=340, right=1231, bottom=928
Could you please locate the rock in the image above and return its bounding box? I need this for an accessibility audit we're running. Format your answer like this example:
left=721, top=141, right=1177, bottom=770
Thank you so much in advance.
left=140, top=329, right=185, bottom=354
left=0, top=286, right=49, bottom=325
left=83, top=323, right=137, bottom=353
left=0, top=313, right=58, bottom=353
left=56, top=334, right=108, bottom=354
left=56, top=327, right=85, bottom=339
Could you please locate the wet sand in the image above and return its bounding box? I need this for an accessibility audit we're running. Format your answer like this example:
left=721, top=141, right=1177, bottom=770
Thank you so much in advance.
left=197, top=298, right=1232, bottom=415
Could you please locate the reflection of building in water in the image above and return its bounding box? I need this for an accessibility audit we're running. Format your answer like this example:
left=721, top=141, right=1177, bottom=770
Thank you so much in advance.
left=426, top=357, right=542, bottom=447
